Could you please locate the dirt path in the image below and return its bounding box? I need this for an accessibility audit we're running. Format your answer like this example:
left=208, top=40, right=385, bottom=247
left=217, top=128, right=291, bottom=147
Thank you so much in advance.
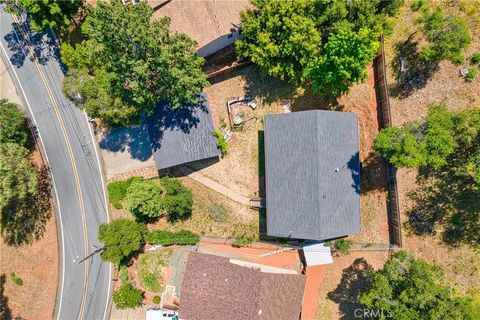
left=179, top=165, right=251, bottom=206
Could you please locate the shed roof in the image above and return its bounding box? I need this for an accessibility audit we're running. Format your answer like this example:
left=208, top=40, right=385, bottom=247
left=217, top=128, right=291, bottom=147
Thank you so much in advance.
left=264, top=110, right=361, bottom=241
left=179, top=252, right=305, bottom=320
left=146, top=94, right=220, bottom=170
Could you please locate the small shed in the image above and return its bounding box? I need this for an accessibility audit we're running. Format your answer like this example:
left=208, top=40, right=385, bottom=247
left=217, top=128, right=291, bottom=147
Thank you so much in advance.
left=264, top=110, right=361, bottom=241
left=146, top=94, right=220, bottom=172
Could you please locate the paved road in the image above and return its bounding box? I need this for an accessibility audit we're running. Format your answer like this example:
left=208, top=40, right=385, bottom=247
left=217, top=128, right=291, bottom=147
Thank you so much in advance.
left=0, top=8, right=111, bottom=320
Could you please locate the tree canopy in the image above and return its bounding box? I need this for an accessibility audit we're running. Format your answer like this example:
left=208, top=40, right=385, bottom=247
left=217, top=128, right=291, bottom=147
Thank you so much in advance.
left=236, top=0, right=403, bottom=95
left=0, top=143, right=38, bottom=212
left=62, top=0, right=208, bottom=126
left=124, top=177, right=192, bottom=221
left=98, top=218, right=145, bottom=265
left=0, top=99, right=29, bottom=147
left=420, top=7, right=471, bottom=64
left=374, top=104, right=457, bottom=169
left=309, top=27, right=378, bottom=95
left=112, top=283, right=143, bottom=310
left=19, top=0, right=82, bottom=31
left=360, top=251, right=480, bottom=320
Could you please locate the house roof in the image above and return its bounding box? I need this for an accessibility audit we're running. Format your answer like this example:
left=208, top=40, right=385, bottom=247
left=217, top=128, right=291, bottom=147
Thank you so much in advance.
left=264, top=110, right=361, bottom=241
left=179, top=252, right=306, bottom=320
left=146, top=94, right=220, bottom=170
left=149, top=0, right=250, bottom=54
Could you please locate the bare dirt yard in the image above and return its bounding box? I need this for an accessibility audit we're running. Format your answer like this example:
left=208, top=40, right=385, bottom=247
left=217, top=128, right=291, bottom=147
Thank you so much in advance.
left=0, top=150, right=58, bottom=320
left=199, top=64, right=389, bottom=245
left=384, top=1, right=480, bottom=293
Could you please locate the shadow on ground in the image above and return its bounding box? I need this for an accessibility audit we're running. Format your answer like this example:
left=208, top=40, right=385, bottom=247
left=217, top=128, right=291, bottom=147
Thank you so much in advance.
left=405, top=163, right=480, bottom=247
left=99, top=125, right=153, bottom=161
left=361, top=152, right=388, bottom=193
left=327, top=258, right=373, bottom=320
left=0, top=274, right=12, bottom=320
left=1, top=167, right=52, bottom=247
left=389, top=37, right=439, bottom=99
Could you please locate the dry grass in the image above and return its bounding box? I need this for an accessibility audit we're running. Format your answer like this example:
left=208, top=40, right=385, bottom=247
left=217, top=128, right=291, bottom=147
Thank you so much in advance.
left=137, top=249, right=173, bottom=293
left=384, top=2, right=480, bottom=292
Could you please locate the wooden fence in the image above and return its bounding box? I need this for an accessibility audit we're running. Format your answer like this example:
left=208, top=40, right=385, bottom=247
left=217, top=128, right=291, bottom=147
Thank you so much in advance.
left=374, top=35, right=403, bottom=248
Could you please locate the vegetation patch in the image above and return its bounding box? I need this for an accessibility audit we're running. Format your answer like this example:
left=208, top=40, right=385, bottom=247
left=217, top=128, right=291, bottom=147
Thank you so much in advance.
left=138, top=250, right=173, bottom=293
left=9, top=272, right=23, bottom=286
left=112, top=283, right=143, bottom=310
left=213, top=130, right=228, bottom=156
left=145, top=230, right=199, bottom=246
left=107, top=177, right=142, bottom=209
left=208, top=204, right=229, bottom=223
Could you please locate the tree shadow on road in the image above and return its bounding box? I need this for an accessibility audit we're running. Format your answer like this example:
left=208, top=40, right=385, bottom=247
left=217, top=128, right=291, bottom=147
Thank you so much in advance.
left=327, top=258, right=373, bottom=320
left=1, top=167, right=52, bottom=247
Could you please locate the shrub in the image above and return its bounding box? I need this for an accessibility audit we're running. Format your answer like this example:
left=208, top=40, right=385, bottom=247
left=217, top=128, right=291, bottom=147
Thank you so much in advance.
left=0, top=99, right=29, bottom=147
left=213, top=130, right=228, bottom=156
left=208, top=204, right=229, bottom=222
left=466, top=68, right=478, bottom=82
left=472, top=53, right=480, bottom=64
left=119, top=264, right=129, bottom=284
left=125, top=179, right=163, bottom=220
left=9, top=272, right=23, bottom=286
left=232, top=233, right=255, bottom=248
left=107, top=177, right=143, bottom=209
left=334, top=239, right=352, bottom=255
left=159, top=177, right=193, bottom=221
left=152, top=295, right=161, bottom=304
left=145, top=230, right=199, bottom=246
left=411, top=0, right=426, bottom=12
left=112, top=283, right=143, bottom=310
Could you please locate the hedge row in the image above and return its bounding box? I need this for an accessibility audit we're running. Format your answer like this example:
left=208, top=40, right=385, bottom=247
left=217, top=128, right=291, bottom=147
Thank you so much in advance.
left=145, top=230, right=199, bottom=246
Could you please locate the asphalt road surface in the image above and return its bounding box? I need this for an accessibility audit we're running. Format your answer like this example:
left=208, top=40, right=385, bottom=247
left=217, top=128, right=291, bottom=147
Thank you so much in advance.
left=0, top=8, right=111, bottom=320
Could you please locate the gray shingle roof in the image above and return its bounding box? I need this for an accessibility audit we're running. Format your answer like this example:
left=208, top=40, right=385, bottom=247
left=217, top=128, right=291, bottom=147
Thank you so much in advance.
left=264, top=110, right=361, bottom=241
left=146, top=94, right=220, bottom=170
left=179, top=252, right=305, bottom=320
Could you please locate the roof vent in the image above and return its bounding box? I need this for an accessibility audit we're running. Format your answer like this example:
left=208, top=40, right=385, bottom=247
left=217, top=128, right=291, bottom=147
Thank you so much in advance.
left=335, top=168, right=340, bottom=172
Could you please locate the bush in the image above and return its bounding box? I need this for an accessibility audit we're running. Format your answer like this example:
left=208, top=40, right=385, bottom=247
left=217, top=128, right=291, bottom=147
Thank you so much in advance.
left=466, top=68, right=478, bottom=82
left=112, top=283, right=143, bottom=310
left=9, top=272, right=23, bottom=286
left=159, top=177, right=193, bottom=221
left=213, top=130, right=228, bottom=156
left=208, top=204, right=229, bottom=222
left=152, top=295, right=161, bottom=304
left=107, top=177, right=143, bottom=209
left=0, top=99, right=29, bottom=147
left=145, top=230, right=199, bottom=246
left=411, top=0, right=426, bottom=12
left=472, top=53, right=480, bottom=64
left=334, top=239, right=352, bottom=255
left=232, top=233, right=255, bottom=248
left=119, top=265, right=129, bottom=284
left=125, top=179, right=163, bottom=220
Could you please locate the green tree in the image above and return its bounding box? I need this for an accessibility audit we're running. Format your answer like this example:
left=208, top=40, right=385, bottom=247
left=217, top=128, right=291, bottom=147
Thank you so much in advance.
left=374, top=127, right=426, bottom=168
left=421, top=105, right=456, bottom=169
left=62, top=0, right=207, bottom=126
left=19, top=0, right=82, bottom=31
left=0, top=99, right=29, bottom=147
left=159, top=177, right=193, bottom=220
left=236, top=0, right=321, bottom=83
left=98, top=219, right=145, bottom=265
left=309, top=27, right=378, bottom=95
left=0, top=143, right=38, bottom=211
left=125, top=179, right=163, bottom=220
left=112, top=283, right=143, bottom=310
left=360, top=250, right=479, bottom=320
left=420, top=7, right=471, bottom=64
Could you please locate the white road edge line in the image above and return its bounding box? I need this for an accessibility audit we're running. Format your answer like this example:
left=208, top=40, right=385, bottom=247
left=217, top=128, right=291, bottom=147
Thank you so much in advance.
left=0, top=40, right=67, bottom=320
left=82, top=110, right=112, bottom=320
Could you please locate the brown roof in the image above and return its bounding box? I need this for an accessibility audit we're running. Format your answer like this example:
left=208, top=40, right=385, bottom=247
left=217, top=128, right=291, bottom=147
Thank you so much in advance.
left=149, top=0, right=250, bottom=49
left=179, top=252, right=306, bottom=320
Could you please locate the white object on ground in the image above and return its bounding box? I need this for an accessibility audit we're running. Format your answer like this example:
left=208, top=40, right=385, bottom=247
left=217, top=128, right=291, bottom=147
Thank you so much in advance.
left=146, top=308, right=178, bottom=320
left=303, top=242, right=333, bottom=266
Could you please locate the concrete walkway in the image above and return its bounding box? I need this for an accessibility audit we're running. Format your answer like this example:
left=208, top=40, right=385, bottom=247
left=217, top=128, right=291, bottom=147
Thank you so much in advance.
left=179, top=166, right=251, bottom=206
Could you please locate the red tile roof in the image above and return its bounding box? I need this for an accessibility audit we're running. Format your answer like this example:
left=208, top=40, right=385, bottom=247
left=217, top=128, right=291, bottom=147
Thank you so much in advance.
left=179, top=252, right=306, bottom=320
